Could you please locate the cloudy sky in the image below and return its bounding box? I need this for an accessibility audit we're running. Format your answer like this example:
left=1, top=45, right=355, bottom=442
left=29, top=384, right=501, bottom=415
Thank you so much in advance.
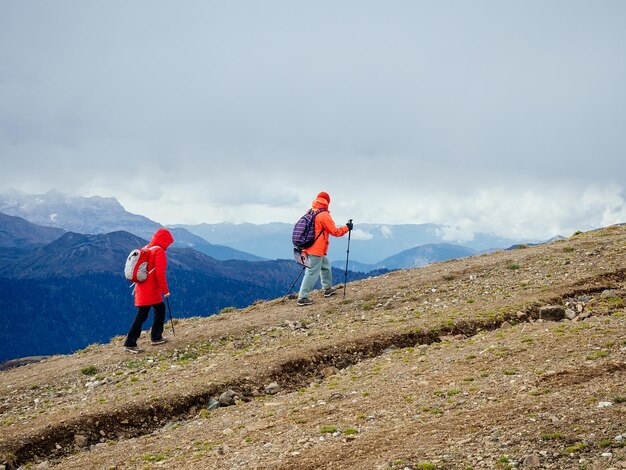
left=1, top=1, right=625, bottom=241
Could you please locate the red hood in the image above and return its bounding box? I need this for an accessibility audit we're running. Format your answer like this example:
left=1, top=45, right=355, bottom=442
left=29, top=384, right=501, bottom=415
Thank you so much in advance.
left=312, top=196, right=329, bottom=211
left=148, top=228, right=174, bottom=250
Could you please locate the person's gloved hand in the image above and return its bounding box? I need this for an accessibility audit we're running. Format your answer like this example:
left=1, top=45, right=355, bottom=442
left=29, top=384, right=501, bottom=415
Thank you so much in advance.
left=164, top=292, right=171, bottom=298
left=346, top=221, right=353, bottom=231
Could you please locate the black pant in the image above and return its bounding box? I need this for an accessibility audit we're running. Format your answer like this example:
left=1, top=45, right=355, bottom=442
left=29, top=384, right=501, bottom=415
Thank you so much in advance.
left=124, top=302, right=165, bottom=347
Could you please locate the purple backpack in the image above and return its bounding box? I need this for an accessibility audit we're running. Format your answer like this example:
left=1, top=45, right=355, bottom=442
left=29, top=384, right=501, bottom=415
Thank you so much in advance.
left=292, top=208, right=325, bottom=249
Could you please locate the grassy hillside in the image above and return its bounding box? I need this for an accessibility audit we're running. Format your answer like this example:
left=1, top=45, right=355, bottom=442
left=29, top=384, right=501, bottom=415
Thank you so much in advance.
left=1, top=226, right=625, bottom=469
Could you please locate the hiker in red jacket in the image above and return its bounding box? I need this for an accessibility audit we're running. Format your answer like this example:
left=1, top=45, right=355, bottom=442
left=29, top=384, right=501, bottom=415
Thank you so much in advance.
left=124, top=228, right=174, bottom=353
left=297, top=192, right=353, bottom=306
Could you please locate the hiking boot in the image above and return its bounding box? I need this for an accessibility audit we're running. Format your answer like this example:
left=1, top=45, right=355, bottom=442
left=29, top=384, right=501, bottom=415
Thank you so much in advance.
left=124, top=346, right=143, bottom=354
left=324, top=287, right=338, bottom=297
left=297, top=297, right=314, bottom=306
left=151, top=337, right=168, bottom=346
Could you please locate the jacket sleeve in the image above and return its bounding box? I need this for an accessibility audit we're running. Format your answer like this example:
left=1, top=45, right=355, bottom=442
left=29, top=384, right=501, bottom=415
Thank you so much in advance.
left=320, top=212, right=349, bottom=238
left=153, top=248, right=170, bottom=295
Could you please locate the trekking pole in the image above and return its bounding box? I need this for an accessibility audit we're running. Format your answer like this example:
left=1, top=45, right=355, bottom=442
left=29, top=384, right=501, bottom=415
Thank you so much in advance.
left=343, top=219, right=353, bottom=298
left=283, top=265, right=306, bottom=300
left=166, top=296, right=176, bottom=336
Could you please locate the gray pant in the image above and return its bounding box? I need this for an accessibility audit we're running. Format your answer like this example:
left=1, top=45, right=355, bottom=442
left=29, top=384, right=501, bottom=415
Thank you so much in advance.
left=298, top=254, right=332, bottom=299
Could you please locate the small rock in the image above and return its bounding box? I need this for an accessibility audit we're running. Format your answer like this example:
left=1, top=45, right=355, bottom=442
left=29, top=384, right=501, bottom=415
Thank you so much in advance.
left=74, top=434, right=89, bottom=448
left=321, top=366, right=339, bottom=377
left=523, top=454, right=541, bottom=467
left=565, top=308, right=577, bottom=320
left=222, top=427, right=234, bottom=435
left=35, top=462, right=49, bottom=470
left=598, top=401, right=613, bottom=408
left=219, top=390, right=237, bottom=406
left=602, top=452, right=613, bottom=458
left=265, top=382, right=281, bottom=395
left=601, top=289, right=618, bottom=298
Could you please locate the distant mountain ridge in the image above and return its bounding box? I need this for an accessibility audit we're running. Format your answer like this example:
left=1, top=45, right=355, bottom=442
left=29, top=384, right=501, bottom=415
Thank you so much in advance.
left=334, top=243, right=477, bottom=271
left=0, top=212, right=66, bottom=249
left=175, top=222, right=527, bottom=266
left=1, top=189, right=541, bottom=270
left=374, top=243, right=476, bottom=269
left=0, top=189, right=158, bottom=236
left=0, top=191, right=262, bottom=262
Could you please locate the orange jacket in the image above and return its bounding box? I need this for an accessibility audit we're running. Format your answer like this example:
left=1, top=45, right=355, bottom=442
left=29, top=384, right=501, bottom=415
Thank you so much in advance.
left=134, top=228, right=174, bottom=306
left=303, top=196, right=349, bottom=257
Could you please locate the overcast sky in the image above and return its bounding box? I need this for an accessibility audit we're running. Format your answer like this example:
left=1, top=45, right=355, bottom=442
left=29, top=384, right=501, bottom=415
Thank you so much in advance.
left=1, top=1, right=625, bottom=241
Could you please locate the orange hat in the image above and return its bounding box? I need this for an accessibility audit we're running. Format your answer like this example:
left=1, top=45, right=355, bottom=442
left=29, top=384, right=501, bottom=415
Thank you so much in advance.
left=317, top=191, right=330, bottom=203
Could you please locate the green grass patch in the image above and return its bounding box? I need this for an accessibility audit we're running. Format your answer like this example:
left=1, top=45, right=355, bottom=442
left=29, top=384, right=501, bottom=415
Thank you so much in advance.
left=416, top=464, right=437, bottom=470
left=177, top=351, right=199, bottom=363
left=565, top=442, right=588, bottom=454
left=585, top=351, right=608, bottom=361
left=143, top=453, right=165, bottom=462
left=541, top=432, right=565, bottom=440
left=80, top=365, right=99, bottom=376
left=496, top=455, right=512, bottom=469
left=320, top=425, right=338, bottom=434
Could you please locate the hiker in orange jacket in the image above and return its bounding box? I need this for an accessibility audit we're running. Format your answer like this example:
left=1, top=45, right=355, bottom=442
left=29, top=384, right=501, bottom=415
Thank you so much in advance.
left=298, top=192, right=353, bottom=306
left=124, top=228, right=174, bottom=353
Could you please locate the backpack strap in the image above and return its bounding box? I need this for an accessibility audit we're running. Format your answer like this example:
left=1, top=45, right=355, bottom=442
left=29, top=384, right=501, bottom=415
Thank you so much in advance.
left=147, top=245, right=161, bottom=276
left=311, top=208, right=325, bottom=244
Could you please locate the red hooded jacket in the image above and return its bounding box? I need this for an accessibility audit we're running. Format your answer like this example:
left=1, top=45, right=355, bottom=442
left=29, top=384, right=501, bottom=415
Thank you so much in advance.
left=304, top=195, right=349, bottom=257
left=134, top=228, right=174, bottom=307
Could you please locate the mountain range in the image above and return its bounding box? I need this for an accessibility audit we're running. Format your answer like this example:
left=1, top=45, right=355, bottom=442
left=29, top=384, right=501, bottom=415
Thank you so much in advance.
left=0, top=190, right=263, bottom=262
left=174, top=221, right=526, bottom=265
left=0, top=189, right=534, bottom=268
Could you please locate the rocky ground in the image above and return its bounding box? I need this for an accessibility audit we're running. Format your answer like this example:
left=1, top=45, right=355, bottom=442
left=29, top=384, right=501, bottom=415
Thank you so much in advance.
left=1, top=225, right=625, bottom=470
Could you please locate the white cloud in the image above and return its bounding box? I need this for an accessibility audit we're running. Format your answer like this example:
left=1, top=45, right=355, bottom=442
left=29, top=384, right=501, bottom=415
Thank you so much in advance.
left=379, top=226, right=393, bottom=239
left=1, top=2, right=625, bottom=239
left=350, top=229, right=374, bottom=241
left=406, top=182, right=626, bottom=241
